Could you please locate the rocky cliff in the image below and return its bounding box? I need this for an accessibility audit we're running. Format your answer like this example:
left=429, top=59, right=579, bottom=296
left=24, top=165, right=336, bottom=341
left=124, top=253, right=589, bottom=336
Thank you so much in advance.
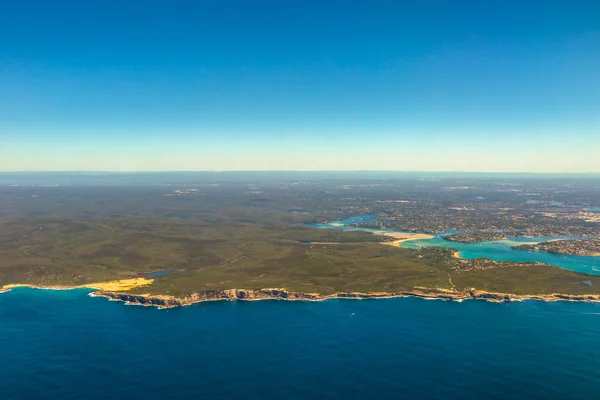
left=94, top=288, right=600, bottom=308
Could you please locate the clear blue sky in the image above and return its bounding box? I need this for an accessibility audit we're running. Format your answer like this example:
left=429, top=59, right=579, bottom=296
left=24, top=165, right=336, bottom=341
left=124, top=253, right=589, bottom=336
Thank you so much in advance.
left=1, top=0, right=599, bottom=172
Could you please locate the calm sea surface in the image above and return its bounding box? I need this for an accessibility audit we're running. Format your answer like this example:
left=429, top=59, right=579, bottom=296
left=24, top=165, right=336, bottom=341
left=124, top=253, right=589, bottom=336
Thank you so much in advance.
left=2, top=288, right=600, bottom=399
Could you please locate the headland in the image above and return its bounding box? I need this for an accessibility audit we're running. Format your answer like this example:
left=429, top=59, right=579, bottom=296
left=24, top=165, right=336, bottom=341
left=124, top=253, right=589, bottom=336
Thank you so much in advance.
left=2, top=176, right=600, bottom=309
left=513, top=239, right=600, bottom=257
left=4, top=279, right=600, bottom=309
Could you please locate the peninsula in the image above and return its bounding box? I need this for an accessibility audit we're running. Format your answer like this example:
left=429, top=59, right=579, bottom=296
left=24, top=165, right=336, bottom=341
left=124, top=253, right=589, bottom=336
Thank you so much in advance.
left=513, top=239, right=600, bottom=256
left=443, top=233, right=509, bottom=243
left=1, top=173, right=600, bottom=308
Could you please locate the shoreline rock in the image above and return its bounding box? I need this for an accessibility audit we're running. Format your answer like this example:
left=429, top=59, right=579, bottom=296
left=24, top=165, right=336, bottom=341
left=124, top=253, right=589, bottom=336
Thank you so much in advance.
left=93, top=288, right=600, bottom=309
left=4, top=284, right=600, bottom=308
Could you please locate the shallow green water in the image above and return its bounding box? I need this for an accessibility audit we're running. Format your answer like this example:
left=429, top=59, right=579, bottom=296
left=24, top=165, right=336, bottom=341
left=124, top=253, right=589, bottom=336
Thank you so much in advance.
left=308, top=216, right=600, bottom=275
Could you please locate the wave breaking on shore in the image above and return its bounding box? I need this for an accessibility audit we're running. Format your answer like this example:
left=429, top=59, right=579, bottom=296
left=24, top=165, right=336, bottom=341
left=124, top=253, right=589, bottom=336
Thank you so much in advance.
left=93, top=288, right=600, bottom=309
left=4, top=281, right=600, bottom=309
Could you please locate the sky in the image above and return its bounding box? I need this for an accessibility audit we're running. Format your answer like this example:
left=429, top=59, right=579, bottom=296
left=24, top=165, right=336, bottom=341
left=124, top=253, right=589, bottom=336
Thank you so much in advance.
left=1, top=0, right=599, bottom=172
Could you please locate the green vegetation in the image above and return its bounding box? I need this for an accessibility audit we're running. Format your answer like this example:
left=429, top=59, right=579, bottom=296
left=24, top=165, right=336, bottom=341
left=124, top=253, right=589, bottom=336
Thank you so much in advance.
left=512, top=239, right=600, bottom=256
left=2, top=217, right=600, bottom=297
left=451, top=264, right=600, bottom=295
left=1, top=180, right=599, bottom=298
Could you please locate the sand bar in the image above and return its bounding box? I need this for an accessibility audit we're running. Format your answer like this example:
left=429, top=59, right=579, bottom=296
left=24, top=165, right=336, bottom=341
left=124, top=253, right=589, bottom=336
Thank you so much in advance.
left=1, top=278, right=154, bottom=293
left=378, top=232, right=434, bottom=246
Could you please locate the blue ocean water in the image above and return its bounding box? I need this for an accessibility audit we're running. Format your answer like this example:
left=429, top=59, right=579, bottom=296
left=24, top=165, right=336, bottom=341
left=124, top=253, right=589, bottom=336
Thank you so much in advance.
left=2, top=288, right=600, bottom=399
left=307, top=216, right=600, bottom=275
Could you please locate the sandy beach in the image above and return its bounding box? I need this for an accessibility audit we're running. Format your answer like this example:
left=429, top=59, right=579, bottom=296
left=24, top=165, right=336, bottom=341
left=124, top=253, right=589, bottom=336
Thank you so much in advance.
left=378, top=231, right=434, bottom=246
left=1, top=278, right=155, bottom=293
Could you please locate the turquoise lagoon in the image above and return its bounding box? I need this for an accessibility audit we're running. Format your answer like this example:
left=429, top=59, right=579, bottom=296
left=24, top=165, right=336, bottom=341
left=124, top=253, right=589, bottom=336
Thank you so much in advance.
left=307, top=216, right=600, bottom=275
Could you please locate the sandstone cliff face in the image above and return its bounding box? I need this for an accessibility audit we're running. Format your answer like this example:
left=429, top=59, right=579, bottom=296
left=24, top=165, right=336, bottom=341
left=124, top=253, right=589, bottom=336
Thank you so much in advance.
left=98, top=289, right=322, bottom=307
left=95, top=288, right=600, bottom=308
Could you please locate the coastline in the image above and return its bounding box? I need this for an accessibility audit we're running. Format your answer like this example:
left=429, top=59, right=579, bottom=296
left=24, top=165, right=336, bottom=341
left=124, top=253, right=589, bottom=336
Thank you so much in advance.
left=379, top=232, right=434, bottom=246
left=0, top=278, right=154, bottom=293
left=92, top=288, right=600, bottom=309
left=512, top=248, right=600, bottom=257
left=4, top=282, right=600, bottom=309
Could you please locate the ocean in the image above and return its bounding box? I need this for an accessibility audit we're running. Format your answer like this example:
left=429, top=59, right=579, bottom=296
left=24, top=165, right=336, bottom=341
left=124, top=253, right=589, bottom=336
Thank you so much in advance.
left=2, top=288, right=600, bottom=399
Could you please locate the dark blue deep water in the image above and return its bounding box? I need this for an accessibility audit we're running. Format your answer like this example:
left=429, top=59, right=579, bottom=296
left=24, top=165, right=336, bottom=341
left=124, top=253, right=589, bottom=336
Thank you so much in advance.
left=2, top=289, right=600, bottom=399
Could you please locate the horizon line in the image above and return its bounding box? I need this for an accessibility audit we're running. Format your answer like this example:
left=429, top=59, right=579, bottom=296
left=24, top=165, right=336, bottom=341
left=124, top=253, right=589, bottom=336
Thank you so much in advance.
left=2, top=170, right=600, bottom=175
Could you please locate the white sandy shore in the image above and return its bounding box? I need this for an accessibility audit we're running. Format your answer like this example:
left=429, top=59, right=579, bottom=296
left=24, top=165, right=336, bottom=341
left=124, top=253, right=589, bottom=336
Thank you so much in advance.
left=377, top=231, right=434, bottom=246
left=1, top=278, right=155, bottom=293
left=4, top=282, right=600, bottom=309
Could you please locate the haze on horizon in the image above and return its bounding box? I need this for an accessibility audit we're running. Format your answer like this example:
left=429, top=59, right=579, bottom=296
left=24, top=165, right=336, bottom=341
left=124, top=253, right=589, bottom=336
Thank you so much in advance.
left=1, top=1, right=599, bottom=173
